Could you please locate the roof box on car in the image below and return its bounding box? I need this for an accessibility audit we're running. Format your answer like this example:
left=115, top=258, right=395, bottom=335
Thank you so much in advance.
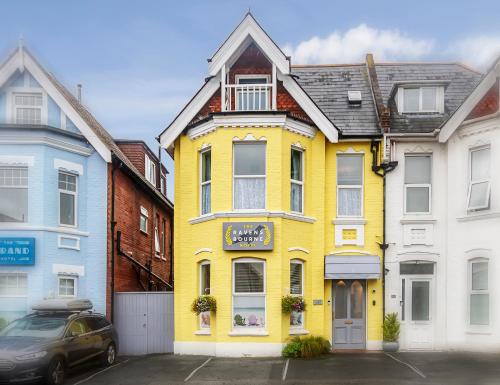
left=32, top=299, right=93, bottom=312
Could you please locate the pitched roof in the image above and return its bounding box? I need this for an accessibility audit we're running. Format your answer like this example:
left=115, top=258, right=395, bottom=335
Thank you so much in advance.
left=292, top=64, right=380, bottom=136
left=375, top=62, right=482, bottom=133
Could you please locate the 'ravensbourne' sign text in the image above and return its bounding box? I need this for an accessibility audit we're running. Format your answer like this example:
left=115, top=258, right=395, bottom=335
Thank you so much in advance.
left=223, top=222, right=273, bottom=250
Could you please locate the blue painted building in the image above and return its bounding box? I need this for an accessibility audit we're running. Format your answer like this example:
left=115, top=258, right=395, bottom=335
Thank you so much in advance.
left=0, top=46, right=112, bottom=323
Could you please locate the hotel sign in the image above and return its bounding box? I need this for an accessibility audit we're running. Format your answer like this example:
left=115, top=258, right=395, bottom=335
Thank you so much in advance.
left=223, top=222, right=274, bottom=251
left=0, top=238, right=35, bottom=265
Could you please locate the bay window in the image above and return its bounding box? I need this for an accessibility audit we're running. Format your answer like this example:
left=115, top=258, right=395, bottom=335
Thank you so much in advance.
left=58, top=171, right=77, bottom=226
left=291, top=148, right=304, bottom=214
left=404, top=155, right=432, bottom=214
left=469, top=259, right=489, bottom=326
left=0, top=167, right=28, bottom=222
left=233, top=143, right=266, bottom=210
left=337, top=154, right=363, bottom=217
left=201, top=149, right=211, bottom=215
left=233, top=259, right=266, bottom=328
left=468, top=146, right=490, bottom=211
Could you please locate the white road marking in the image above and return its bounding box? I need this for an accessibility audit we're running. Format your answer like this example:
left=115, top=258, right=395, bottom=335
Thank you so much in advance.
left=282, top=358, right=290, bottom=381
left=72, top=359, right=129, bottom=385
left=184, top=357, right=212, bottom=382
left=385, top=353, right=426, bottom=379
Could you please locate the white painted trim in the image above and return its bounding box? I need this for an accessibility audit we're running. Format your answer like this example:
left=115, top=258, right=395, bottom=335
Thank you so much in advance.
left=327, top=249, right=373, bottom=256
left=0, top=155, right=34, bottom=166
left=174, top=341, right=284, bottom=357
left=289, top=329, right=309, bottom=335
left=194, top=329, right=211, bottom=336
left=457, top=211, right=500, bottom=222
left=0, top=224, right=89, bottom=236
left=287, top=247, right=310, bottom=254
left=194, top=248, right=213, bottom=255
left=188, top=210, right=316, bottom=224
left=187, top=114, right=317, bottom=141
left=227, top=329, right=269, bottom=336
left=57, top=235, right=80, bottom=250
left=0, top=135, right=94, bottom=156
left=52, top=263, right=85, bottom=277
left=208, top=14, right=289, bottom=77
left=54, top=159, right=83, bottom=175
left=332, top=218, right=367, bottom=225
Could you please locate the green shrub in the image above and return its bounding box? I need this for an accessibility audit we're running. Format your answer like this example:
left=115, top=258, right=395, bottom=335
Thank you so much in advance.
left=281, top=295, right=306, bottom=314
left=191, top=295, right=217, bottom=315
left=383, top=312, right=400, bottom=342
left=282, top=336, right=331, bottom=358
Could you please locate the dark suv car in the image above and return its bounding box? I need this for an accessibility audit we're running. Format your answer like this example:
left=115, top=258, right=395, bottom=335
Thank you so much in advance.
left=0, top=299, right=118, bottom=385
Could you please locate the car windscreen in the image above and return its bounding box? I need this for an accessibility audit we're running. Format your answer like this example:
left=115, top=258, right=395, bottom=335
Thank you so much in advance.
left=0, top=317, right=67, bottom=338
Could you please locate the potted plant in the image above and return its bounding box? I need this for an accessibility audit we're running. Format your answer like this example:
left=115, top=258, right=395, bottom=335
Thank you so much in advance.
left=282, top=295, right=306, bottom=327
left=383, top=312, right=400, bottom=352
left=191, top=295, right=216, bottom=329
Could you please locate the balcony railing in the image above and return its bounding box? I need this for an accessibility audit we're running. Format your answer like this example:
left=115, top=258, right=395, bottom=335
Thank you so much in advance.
left=224, top=84, right=273, bottom=111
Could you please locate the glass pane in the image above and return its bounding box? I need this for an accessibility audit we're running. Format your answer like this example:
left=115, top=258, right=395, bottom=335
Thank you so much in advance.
left=404, top=88, right=419, bottom=112
left=60, top=193, right=75, bottom=225
left=234, top=262, right=264, bottom=293
left=291, top=183, right=302, bottom=213
left=411, top=281, right=430, bottom=321
left=233, top=295, right=265, bottom=327
left=0, top=188, right=28, bottom=222
left=337, top=155, right=363, bottom=185
left=58, top=173, right=77, bottom=192
left=350, top=281, right=363, bottom=319
left=469, top=182, right=489, bottom=208
left=471, top=147, right=490, bottom=181
left=234, top=178, right=265, bottom=209
left=291, top=149, right=303, bottom=181
left=201, top=264, right=210, bottom=295
left=421, top=88, right=437, bottom=111
left=290, top=263, right=302, bottom=295
left=405, top=156, right=431, bottom=184
left=472, top=262, right=488, bottom=290
left=238, top=78, right=268, bottom=85
left=400, top=263, right=434, bottom=275
left=338, top=187, right=362, bottom=216
left=234, top=143, right=266, bottom=175
left=406, top=186, right=430, bottom=213
left=401, top=279, right=405, bottom=321
left=0, top=167, right=28, bottom=187
left=334, top=281, right=348, bottom=319
left=470, top=294, right=489, bottom=325
left=201, top=184, right=211, bottom=214
left=202, top=151, right=211, bottom=182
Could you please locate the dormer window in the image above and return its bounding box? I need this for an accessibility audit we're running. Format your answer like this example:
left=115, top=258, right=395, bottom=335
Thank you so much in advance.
left=13, top=92, right=43, bottom=124
left=397, top=86, right=444, bottom=113
left=145, top=155, right=156, bottom=185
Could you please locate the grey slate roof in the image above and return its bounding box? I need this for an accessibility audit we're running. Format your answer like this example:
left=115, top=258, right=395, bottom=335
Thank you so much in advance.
left=292, top=64, right=380, bottom=136
left=375, top=63, right=482, bottom=133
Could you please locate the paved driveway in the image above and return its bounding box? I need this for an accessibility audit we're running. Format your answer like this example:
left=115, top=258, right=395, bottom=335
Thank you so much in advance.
left=66, top=352, right=500, bottom=385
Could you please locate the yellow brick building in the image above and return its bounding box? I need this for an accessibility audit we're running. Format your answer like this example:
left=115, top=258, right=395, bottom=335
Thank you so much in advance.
left=159, top=14, right=385, bottom=356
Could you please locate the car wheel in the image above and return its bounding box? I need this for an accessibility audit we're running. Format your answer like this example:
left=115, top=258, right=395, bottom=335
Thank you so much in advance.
left=102, top=343, right=116, bottom=366
left=45, top=357, right=65, bottom=385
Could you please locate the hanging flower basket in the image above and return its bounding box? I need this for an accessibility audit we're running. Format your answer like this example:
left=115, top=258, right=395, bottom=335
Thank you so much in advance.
left=191, top=295, right=217, bottom=315
left=281, top=295, right=306, bottom=314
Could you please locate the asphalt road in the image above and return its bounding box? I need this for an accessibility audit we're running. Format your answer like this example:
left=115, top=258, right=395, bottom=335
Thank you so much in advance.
left=65, top=352, right=500, bottom=385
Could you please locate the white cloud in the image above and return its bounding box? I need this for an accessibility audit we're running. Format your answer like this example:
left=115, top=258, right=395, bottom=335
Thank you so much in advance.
left=283, top=24, right=434, bottom=64
left=447, top=36, right=500, bottom=70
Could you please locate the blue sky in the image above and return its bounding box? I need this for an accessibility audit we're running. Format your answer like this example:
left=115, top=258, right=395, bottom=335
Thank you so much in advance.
left=1, top=0, right=500, bottom=200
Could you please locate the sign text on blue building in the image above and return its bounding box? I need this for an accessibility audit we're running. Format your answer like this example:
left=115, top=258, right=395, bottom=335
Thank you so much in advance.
left=0, top=238, right=35, bottom=265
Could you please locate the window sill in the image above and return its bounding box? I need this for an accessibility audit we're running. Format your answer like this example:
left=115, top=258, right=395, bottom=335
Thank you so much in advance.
left=228, top=329, right=269, bottom=337
left=189, top=211, right=316, bottom=224
left=195, top=329, right=211, bottom=336
left=400, top=216, right=436, bottom=224
left=465, top=328, right=492, bottom=335
left=457, top=211, right=500, bottom=222
left=289, top=328, right=309, bottom=336
left=332, top=218, right=367, bottom=225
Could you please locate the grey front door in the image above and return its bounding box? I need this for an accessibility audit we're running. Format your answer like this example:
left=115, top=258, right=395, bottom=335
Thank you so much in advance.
left=333, top=280, right=365, bottom=349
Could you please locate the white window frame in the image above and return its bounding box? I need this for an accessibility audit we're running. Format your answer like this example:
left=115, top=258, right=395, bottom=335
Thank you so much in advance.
left=233, top=142, right=267, bottom=211
left=235, top=74, right=271, bottom=111
left=154, top=215, right=161, bottom=258
left=58, top=171, right=78, bottom=227
left=140, top=206, right=148, bottom=234
left=398, top=86, right=444, bottom=113
left=200, top=260, right=211, bottom=295
left=467, top=146, right=491, bottom=211
left=336, top=154, right=364, bottom=218
left=290, top=148, right=304, bottom=215
left=0, top=273, right=28, bottom=297
left=161, top=218, right=167, bottom=261
left=58, top=276, right=77, bottom=298
left=404, top=154, right=432, bottom=215
left=0, top=166, right=29, bottom=223
left=290, top=259, right=304, bottom=296
left=200, top=148, right=212, bottom=215
left=232, top=258, right=266, bottom=329
left=145, top=155, right=157, bottom=186
left=468, top=258, right=490, bottom=327
left=160, top=172, right=167, bottom=195
left=7, top=89, right=48, bottom=125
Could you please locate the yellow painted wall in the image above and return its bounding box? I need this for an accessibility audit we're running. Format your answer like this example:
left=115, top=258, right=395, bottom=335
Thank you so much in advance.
left=173, top=126, right=383, bottom=347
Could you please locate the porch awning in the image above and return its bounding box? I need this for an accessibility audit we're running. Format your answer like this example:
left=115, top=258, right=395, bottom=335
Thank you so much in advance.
left=325, top=255, right=381, bottom=279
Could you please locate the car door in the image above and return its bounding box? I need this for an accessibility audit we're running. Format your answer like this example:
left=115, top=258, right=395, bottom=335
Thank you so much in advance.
left=84, top=316, right=108, bottom=356
left=64, top=318, right=93, bottom=366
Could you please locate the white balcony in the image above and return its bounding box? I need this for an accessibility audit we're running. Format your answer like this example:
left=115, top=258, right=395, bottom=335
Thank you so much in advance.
left=224, top=83, right=274, bottom=111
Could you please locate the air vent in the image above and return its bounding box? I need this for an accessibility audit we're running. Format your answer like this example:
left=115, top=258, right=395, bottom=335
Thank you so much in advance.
left=348, top=91, right=362, bottom=105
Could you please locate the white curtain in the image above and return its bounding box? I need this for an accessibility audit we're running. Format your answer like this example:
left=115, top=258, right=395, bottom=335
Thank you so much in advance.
left=202, top=183, right=211, bottom=214
left=291, top=183, right=302, bottom=212
left=234, top=178, right=265, bottom=209
left=338, top=187, right=361, bottom=217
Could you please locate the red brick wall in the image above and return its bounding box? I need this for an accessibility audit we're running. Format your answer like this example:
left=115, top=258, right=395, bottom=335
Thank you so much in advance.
left=116, top=143, right=147, bottom=176
left=106, top=163, right=173, bottom=318
left=467, top=80, right=499, bottom=120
